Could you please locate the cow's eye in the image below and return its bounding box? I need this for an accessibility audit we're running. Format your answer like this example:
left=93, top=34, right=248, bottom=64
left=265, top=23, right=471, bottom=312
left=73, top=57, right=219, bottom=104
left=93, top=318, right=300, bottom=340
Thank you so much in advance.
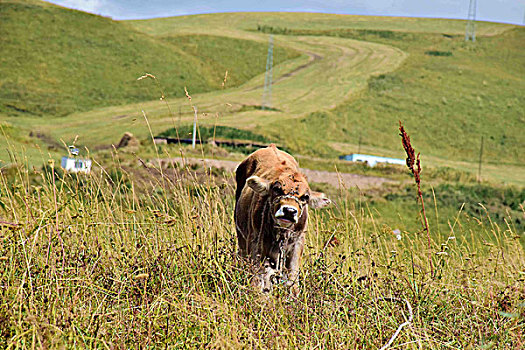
left=272, top=183, right=284, bottom=195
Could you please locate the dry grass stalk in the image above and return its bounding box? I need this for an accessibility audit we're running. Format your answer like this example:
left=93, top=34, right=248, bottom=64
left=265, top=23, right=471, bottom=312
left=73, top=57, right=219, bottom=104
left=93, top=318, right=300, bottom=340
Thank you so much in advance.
left=221, top=70, right=228, bottom=89
left=399, top=121, right=434, bottom=277
left=1, top=138, right=523, bottom=347
left=184, top=86, right=192, bottom=102
left=137, top=73, right=183, bottom=151
left=378, top=297, right=414, bottom=350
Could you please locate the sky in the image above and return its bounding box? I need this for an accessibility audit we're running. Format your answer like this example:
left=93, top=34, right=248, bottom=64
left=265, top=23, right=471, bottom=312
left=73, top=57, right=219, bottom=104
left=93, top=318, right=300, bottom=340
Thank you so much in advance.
left=46, top=0, right=525, bottom=24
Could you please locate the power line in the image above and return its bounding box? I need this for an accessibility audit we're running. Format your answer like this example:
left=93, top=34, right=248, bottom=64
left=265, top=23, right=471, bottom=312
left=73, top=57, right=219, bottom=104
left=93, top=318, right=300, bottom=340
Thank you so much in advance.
left=465, top=0, right=477, bottom=42
left=262, top=35, right=274, bottom=110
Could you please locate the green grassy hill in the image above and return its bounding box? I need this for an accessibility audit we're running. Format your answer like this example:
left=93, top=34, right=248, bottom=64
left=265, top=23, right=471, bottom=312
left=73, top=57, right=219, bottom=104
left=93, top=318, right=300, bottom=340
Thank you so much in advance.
left=0, top=1, right=297, bottom=117
left=129, top=12, right=512, bottom=36
left=1, top=9, right=524, bottom=348
left=0, top=7, right=523, bottom=184
left=130, top=13, right=524, bottom=183
left=265, top=27, right=525, bottom=170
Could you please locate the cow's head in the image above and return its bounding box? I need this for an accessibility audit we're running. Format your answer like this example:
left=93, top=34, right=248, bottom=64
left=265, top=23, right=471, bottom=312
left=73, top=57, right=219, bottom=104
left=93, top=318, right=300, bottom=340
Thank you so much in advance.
left=247, top=172, right=331, bottom=228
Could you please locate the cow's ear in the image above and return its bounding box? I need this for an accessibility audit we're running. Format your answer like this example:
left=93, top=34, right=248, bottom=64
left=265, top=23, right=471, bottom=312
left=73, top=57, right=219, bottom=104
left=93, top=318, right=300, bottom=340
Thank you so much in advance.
left=247, top=176, right=270, bottom=195
left=309, top=191, right=331, bottom=209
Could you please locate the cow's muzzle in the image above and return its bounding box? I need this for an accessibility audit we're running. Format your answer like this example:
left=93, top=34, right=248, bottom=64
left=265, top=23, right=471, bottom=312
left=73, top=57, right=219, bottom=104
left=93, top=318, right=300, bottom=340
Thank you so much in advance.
left=275, top=205, right=298, bottom=226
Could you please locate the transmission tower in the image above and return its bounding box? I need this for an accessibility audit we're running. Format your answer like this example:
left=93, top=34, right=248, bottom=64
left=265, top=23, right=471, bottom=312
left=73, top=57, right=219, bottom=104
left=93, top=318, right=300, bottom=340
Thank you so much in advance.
left=262, top=35, right=274, bottom=110
left=465, top=0, right=477, bottom=42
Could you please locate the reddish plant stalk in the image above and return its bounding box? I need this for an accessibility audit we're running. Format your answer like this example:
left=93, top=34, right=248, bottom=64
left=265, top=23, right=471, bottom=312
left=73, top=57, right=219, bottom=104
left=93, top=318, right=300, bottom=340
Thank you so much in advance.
left=399, top=121, right=434, bottom=277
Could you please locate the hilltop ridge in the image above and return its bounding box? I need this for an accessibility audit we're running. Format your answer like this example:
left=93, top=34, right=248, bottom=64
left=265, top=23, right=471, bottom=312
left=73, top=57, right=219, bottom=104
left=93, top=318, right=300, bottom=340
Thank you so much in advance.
left=0, top=0, right=297, bottom=116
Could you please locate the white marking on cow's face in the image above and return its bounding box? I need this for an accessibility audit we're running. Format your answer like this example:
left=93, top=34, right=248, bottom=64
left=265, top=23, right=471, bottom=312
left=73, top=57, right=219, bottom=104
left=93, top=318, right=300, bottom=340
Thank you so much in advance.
left=274, top=204, right=299, bottom=227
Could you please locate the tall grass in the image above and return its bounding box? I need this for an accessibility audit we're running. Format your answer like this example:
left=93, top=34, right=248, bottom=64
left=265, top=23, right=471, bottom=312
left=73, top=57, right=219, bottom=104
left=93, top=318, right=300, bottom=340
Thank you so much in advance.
left=0, top=144, right=523, bottom=348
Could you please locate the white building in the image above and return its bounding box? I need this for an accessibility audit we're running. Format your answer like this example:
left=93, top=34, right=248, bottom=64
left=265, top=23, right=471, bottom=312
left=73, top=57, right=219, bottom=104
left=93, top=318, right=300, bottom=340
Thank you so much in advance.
left=61, top=156, right=92, bottom=173
left=339, top=153, right=405, bottom=167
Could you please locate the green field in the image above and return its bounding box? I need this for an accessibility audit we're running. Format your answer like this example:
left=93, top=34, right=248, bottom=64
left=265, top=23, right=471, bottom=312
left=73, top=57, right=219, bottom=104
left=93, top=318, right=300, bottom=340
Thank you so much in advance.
left=265, top=27, right=525, bottom=179
left=1, top=3, right=522, bottom=184
left=0, top=3, right=524, bottom=348
left=0, top=1, right=297, bottom=117
left=0, top=152, right=523, bottom=348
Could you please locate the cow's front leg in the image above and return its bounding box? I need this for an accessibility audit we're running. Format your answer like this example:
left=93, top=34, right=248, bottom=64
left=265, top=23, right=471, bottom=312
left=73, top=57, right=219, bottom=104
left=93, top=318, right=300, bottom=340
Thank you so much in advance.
left=251, top=243, right=286, bottom=293
left=251, top=258, right=279, bottom=293
left=285, top=236, right=305, bottom=294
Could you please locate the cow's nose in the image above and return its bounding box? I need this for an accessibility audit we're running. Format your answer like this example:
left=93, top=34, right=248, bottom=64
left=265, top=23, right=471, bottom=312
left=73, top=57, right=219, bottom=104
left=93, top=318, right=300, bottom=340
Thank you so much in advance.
left=283, top=206, right=297, bottom=217
left=275, top=205, right=299, bottom=223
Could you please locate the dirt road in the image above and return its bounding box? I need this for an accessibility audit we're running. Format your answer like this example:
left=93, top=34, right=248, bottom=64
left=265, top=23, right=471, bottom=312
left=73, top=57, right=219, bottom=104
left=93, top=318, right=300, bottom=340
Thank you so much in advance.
left=156, top=157, right=394, bottom=190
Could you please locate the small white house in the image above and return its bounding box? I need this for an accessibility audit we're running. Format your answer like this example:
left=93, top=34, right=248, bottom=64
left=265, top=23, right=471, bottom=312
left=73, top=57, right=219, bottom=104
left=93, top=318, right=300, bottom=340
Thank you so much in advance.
left=339, top=153, right=405, bottom=167
left=61, top=156, right=92, bottom=173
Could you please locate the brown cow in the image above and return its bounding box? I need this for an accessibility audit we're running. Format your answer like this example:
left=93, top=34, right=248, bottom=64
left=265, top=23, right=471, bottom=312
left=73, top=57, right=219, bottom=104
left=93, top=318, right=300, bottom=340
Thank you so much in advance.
left=234, top=144, right=331, bottom=293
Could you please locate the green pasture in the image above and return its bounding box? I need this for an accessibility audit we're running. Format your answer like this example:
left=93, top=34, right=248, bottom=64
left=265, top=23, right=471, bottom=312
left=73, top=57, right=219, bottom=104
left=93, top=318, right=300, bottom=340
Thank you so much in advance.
left=0, top=1, right=523, bottom=186
left=0, top=1, right=297, bottom=116
left=0, top=4, right=524, bottom=347
left=272, top=27, right=525, bottom=163
left=129, top=11, right=513, bottom=36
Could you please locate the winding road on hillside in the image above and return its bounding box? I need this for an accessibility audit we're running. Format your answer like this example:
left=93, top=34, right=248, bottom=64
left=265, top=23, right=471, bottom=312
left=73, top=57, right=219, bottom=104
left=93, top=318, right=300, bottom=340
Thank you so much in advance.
left=33, top=22, right=409, bottom=185
left=44, top=19, right=407, bottom=148
left=249, top=51, right=323, bottom=90
left=5, top=10, right=520, bottom=184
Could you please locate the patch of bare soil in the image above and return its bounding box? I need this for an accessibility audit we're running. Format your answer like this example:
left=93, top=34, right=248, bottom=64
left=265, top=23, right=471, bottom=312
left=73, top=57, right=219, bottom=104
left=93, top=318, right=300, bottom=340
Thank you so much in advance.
left=155, top=157, right=394, bottom=190
left=28, top=131, right=63, bottom=150
left=303, top=168, right=394, bottom=189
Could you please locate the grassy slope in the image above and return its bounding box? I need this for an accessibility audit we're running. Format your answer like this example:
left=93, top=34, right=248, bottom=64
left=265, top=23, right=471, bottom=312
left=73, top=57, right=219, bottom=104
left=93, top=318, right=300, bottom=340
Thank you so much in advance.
left=161, top=35, right=287, bottom=89
left=0, top=2, right=298, bottom=163
left=0, top=10, right=524, bottom=348
left=129, top=12, right=512, bottom=36
left=5, top=21, right=405, bottom=162
left=269, top=27, right=525, bottom=170
left=130, top=14, right=524, bottom=184
left=0, top=1, right=297, bottom=117
left=0, top=8, right=522, bottom=183
left=0, top=1, right=205, bottom=117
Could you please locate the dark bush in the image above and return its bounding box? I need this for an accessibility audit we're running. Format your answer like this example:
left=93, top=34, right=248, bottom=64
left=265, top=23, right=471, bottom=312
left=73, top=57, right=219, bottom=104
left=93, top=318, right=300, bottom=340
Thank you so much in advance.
left=425, top=50, right=453, bottom=56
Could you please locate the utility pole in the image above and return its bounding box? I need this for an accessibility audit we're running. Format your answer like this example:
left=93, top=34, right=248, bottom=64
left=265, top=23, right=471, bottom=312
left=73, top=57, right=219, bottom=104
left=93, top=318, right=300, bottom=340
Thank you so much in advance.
left=478, top=135, right=484, bottom=182
left=192, top=107, right=197, bottom=149
left=178, top=105, right=182, bottom=128
left=262, top=35, right=274, bottom=110
left=357, top=135, right=362, bottom=154
left=465, top=0, right=477, bottom=42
